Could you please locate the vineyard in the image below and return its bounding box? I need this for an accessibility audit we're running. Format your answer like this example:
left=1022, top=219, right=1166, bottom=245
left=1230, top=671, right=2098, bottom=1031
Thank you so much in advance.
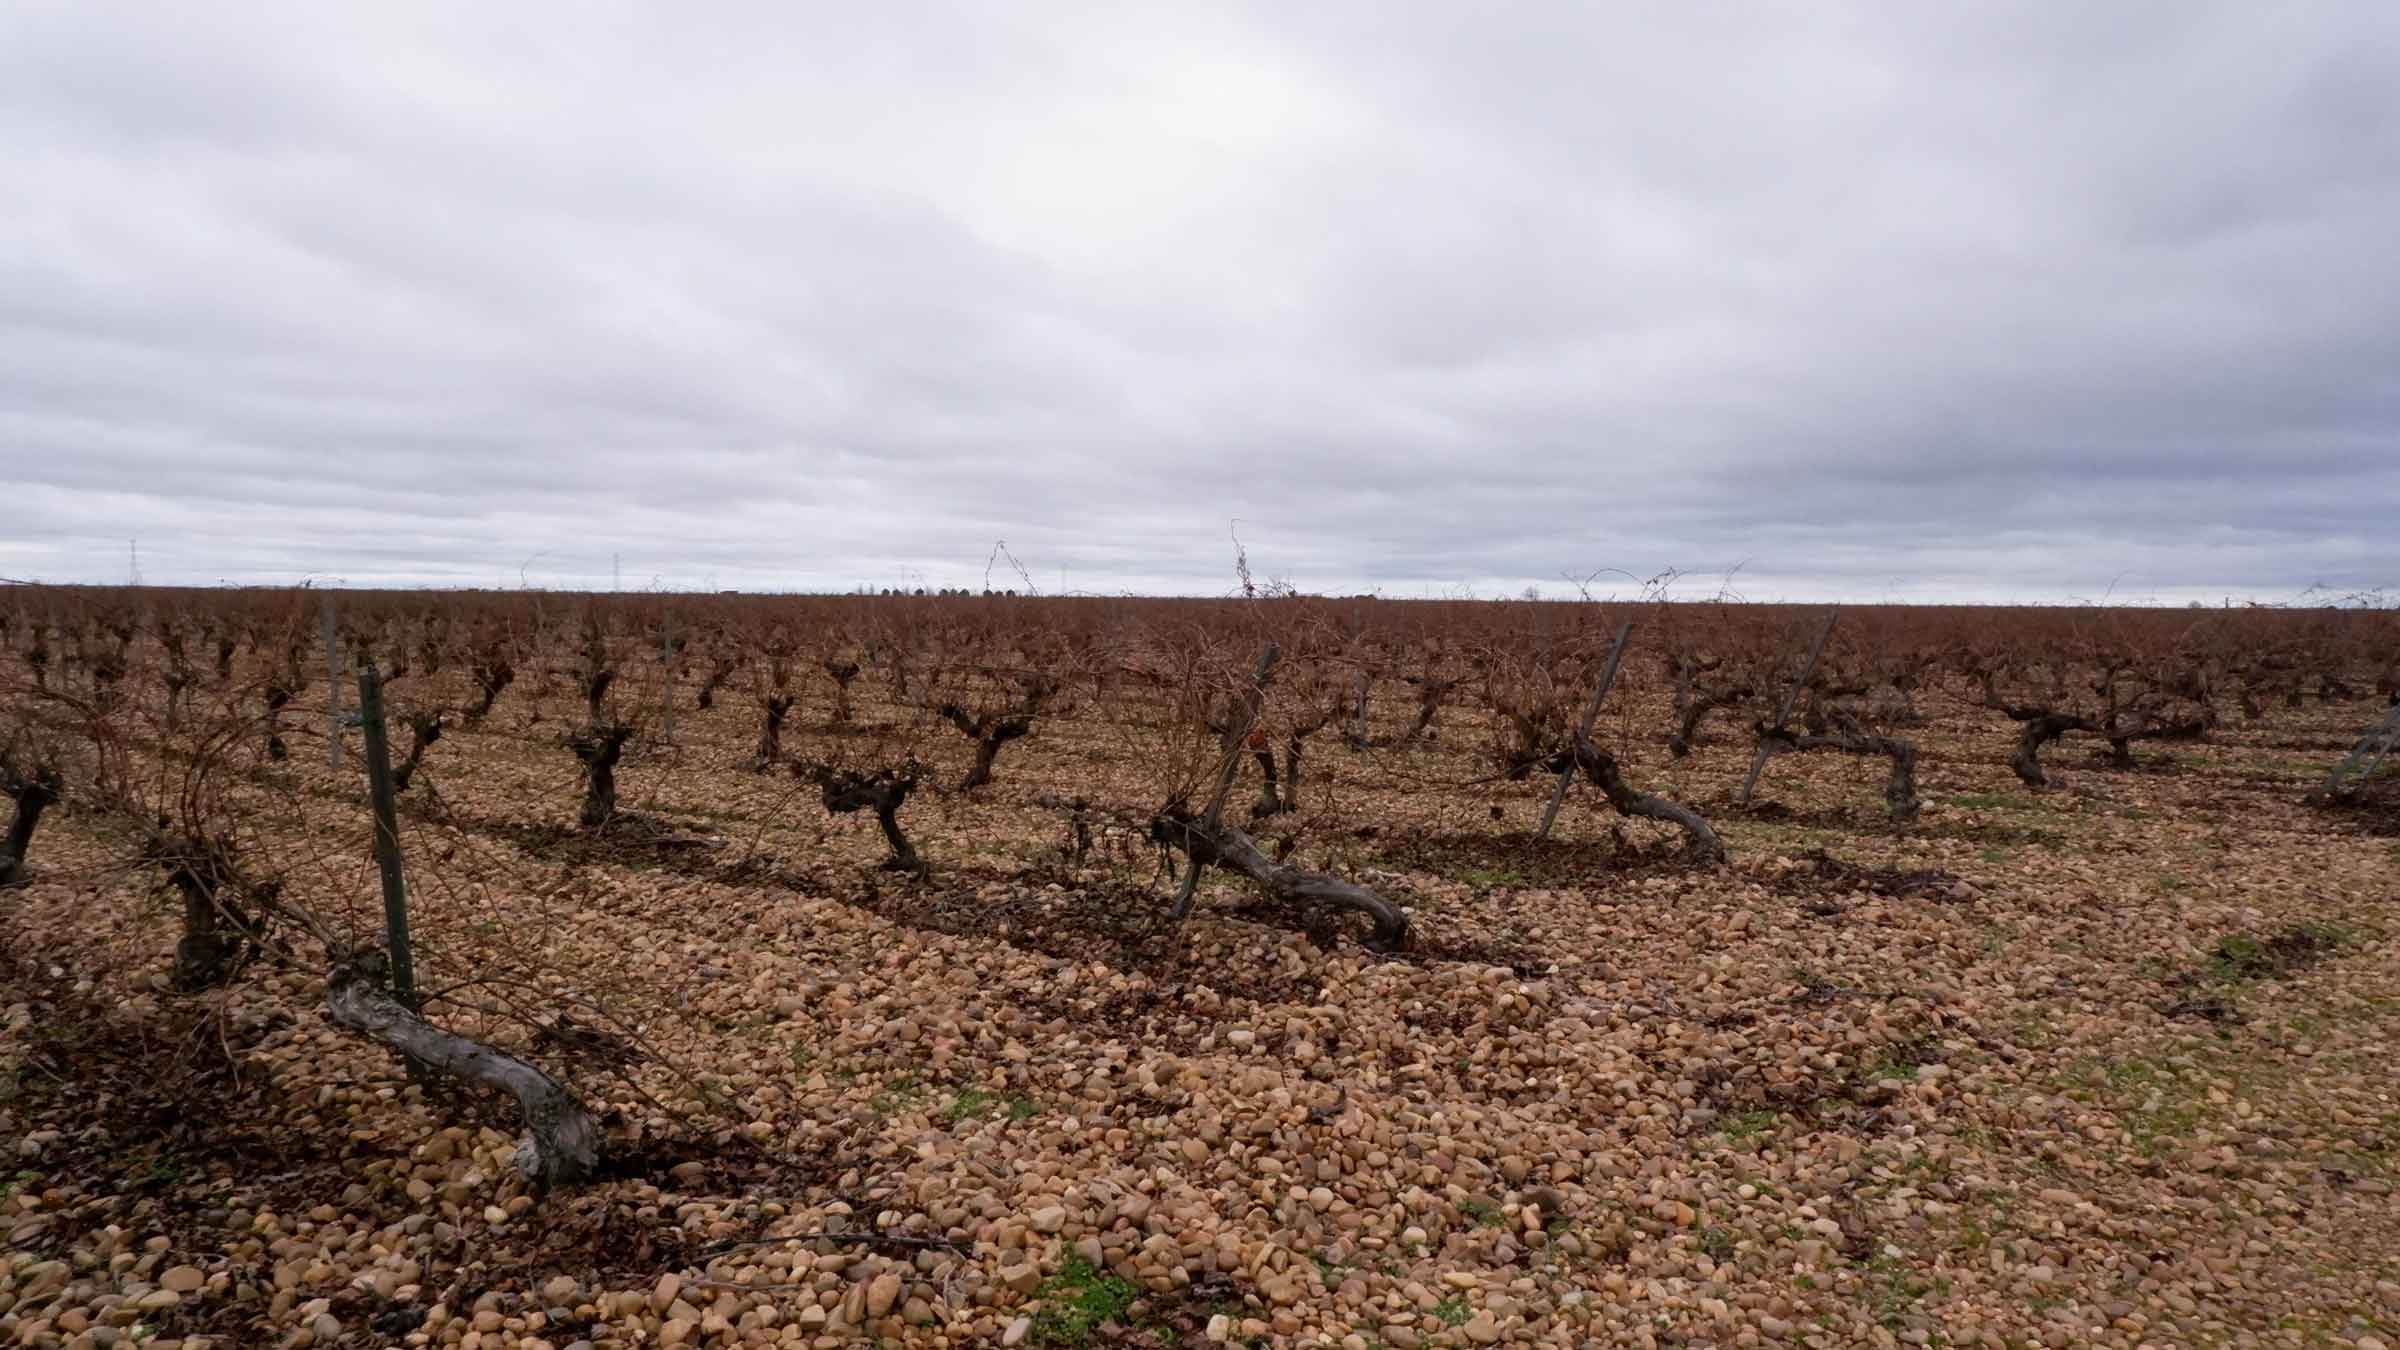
left=2, top=587, right=2397, bottom=1349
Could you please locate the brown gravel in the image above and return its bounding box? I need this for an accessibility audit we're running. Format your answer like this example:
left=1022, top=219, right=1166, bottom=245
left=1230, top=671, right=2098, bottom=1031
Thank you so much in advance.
left=4, top=669, right=2398, bottom=1349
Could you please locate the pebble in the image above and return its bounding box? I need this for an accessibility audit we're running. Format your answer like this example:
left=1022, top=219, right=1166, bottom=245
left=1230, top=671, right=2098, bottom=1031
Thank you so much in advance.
left=8, top=650, right=2388, bottom=1350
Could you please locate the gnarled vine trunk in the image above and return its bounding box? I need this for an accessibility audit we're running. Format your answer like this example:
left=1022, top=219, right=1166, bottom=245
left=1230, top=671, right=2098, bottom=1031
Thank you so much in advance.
left=753, top=693, right=794, bottom=769
left=2101, top=704, right=2212, bottom=768
left=1669, top=685, right=1752, bottom=759
left=938, top=703, right=1035, bottom=791
left=1377, top=675, right=1456, bottom=749
left=152, top=836, right=258, bottom=992
left=469, top=659, right=514, bottom=721
left=0, top=762, right=61, bottom=888
left=392, top=712, right=443, bottom=791
left=824, top=662, right=860, bottom=724
left=263, top=682, right=293, bottom=761
left=2002, top=708, right=2095, bottom=787
left=1755, top=725, right=1923, bottom=819
left=696, top=655, right=738, bottom=709
left=570, top=725, right=632, bottom=828
left=804, top=763, right=922, bottom=870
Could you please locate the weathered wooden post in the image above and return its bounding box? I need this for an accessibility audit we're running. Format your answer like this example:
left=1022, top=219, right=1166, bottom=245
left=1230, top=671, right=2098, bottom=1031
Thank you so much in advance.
left=356, top=659, right=415, bottom=1009
left=1537, top=618, right=1635, bottom=841
left=2313, top=700, right=2400, bottom=803
left=322, top=591, right=343, bottom=771
left=1738, top=606, right=1839, bottom=805
left=660, top=611, right=676, bottom=745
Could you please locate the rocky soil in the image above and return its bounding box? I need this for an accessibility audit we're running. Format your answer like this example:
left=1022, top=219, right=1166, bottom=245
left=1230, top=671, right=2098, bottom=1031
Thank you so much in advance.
left=3, top=682, right=2397, bottom=1348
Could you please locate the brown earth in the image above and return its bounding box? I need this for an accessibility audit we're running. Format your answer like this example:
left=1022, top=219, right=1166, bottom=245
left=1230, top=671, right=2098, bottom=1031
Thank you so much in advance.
left=4, top=675, right=2398, bottom=1349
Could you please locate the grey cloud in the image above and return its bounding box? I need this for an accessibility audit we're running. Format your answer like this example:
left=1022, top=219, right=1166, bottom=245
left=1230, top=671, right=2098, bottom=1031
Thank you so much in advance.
left=2, top=0, right=2393, bottom=602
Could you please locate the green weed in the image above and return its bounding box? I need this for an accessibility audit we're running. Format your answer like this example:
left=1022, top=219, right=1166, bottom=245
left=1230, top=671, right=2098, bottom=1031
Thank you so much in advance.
left=1457, top=865, right=1534, bottom=889
left=1862, top=1052, right=1921, bottom=1083
left=869, top=1071, right=931, bottom=1117
left=1031, top=1255, right=1137, bottom=1346
left=1722, top=1109, right=1779, bottom=1144
left=2207, top=924, right=2340, bottom=981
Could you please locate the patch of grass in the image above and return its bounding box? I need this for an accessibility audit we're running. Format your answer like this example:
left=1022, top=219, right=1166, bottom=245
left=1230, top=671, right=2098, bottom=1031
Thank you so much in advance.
left=1974, top=922, right=2017, bottom=960
left=130, top=1153, right=194, bottom=1191
left=1949, top=793, right=2028, bottom=812
left=1862, top=1051, right=1921, bottom=1083
left=2128, top=1099, right=2204, bottom=1157
left=1976, top=846, right=2012, bottom=864
left=1722, top=1110, right=1779, bottom=1145
left=1031, top=1255, right=1137, bottom=1346
left=2206, top=924, right=2340, bottom=981
left=2006, top=1006, right=2060, bottom=1049
left=1859, top=1250, right=1948, bottom=1330
left=1456, top=865, right=1535, bottom=890
left=1458, top=1197, right=1504, bottom=1228
left=940, top=1088, right=998, bottom=1122
left=2100, top=1059, right=2159, bottom=1091
left=1431, top=1297, right=1471, bottom=1328
left=2090, top=1062, right=2208, bottom=1158
left=1698, top=1226, right=1736, bottom=1260
left=1894, top=1151, right=1951, bottom=1184
left=869, top=1071, right=931, bottom=1117
left=931, top=1084, right=1038, bottom=1125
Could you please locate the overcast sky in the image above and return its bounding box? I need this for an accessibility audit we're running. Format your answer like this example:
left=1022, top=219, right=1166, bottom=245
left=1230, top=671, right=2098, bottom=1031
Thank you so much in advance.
left=4, top=3, right=2394, bottom=603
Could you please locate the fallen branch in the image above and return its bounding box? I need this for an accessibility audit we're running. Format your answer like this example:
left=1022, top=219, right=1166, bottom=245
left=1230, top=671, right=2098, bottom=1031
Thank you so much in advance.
left=1563, top=735, right=1727, bottom=861
left=325, top=949, right=601, bottom=1192
left=1151, top=810, right=1408, bottom=951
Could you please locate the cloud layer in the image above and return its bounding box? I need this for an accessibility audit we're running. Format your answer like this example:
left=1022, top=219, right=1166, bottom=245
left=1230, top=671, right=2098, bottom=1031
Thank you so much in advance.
left=5, top=2, right=2395, bottom=602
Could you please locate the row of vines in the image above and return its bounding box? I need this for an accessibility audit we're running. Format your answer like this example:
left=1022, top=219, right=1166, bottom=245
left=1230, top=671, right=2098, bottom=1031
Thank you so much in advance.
left=1, top=587, right=2393, bottom=1188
